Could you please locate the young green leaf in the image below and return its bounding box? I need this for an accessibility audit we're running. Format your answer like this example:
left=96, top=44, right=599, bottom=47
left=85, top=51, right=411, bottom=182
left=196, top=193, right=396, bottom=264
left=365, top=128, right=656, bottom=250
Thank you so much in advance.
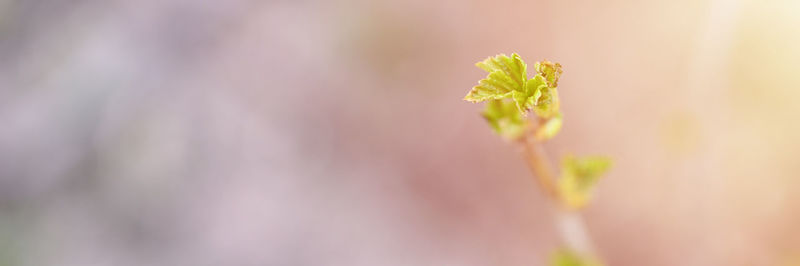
left=535, top=112, right=563, bottom=140
left=535, top=61, right=563, bottom=88
left=533, top=85, right=560, bottom=118
left=482, top=99, right=528, bottom=140
left=558, top=155, right=612, bottom=209
left=532, top=60, right=562, bottom=118
left=549, top=248, right=604, bottom=266
left=464, top=71, right=516, bottom=102
left=465, top=53, right=528, bottom=103
left=476, top=53, right=528, bottom=89
left=511, top=75, right=547, bottom=114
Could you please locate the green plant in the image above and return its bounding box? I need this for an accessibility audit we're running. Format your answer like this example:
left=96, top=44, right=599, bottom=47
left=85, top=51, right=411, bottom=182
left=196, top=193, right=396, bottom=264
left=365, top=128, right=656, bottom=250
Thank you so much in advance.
left=464, top=54, right=612, bottom=265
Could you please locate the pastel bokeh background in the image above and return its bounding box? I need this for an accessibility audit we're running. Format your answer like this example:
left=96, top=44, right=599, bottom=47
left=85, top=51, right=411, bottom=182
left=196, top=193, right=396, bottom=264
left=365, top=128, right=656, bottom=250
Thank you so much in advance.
left=2, top=0, right=800, bottom=265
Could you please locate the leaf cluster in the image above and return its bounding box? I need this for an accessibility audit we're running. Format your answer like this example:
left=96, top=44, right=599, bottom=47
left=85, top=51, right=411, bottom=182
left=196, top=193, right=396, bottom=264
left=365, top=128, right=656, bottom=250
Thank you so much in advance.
left=464, top=54, right=562, bottom=140
left=464, top=54, right=612, bottom=210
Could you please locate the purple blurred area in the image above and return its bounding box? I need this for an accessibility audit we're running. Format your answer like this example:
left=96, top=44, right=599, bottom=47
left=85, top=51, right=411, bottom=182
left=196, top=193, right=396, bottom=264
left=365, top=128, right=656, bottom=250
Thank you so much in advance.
left=2, top=0, right=800, bottom=265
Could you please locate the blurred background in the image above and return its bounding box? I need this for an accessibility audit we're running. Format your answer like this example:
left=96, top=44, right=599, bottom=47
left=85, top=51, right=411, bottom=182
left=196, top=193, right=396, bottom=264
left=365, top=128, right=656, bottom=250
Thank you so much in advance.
left=2, top=0, right=800, bottom=265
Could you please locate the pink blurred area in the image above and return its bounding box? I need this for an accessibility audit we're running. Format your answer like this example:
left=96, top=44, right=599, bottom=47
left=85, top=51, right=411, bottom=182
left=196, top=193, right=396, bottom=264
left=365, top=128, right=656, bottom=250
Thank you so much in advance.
left=2, top=0, right=800, bottom=265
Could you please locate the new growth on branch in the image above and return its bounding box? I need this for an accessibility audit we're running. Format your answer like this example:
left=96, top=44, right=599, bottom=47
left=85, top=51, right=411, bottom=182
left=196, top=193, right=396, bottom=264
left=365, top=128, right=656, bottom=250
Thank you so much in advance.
left=464, top=54, right=612, bottom=266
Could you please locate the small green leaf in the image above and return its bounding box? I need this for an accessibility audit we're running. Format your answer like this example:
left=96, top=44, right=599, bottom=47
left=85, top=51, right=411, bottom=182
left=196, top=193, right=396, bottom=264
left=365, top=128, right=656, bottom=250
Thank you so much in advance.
left=558, top=155, right=612, bottom=209
left=465, top=54, right=529, bottom=103
left=464, top=71, right=516, bottom=102
left=482, top=99, right=528, bottom=140
left=535, top=60, right=563, bottom=88
left=532, top=61, right=562, bottom=118
left=509, top=74, right=547, bottom=113
left=536, top=112, right=563, bottom=140
left=549, top=248, right=603, bottom=266
left=532, top=85, right=559, bottom=118
left=476, top=53, right=528, bottom=89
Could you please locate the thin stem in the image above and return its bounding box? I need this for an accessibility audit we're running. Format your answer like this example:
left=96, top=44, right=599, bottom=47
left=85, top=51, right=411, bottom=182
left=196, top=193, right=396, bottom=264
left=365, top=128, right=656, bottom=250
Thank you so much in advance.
left=556, top=210, right=597, bottom=255
left=518, top=122, right=600, bottom=258
left=519, top=134, right=559, bottom=200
